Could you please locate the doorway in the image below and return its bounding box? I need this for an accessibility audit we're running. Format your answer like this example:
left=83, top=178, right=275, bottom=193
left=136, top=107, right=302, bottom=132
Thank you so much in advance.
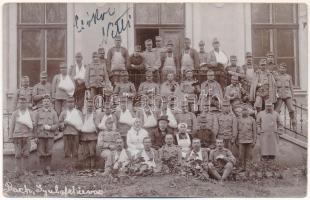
left=135, top=28, right=159, bottom=51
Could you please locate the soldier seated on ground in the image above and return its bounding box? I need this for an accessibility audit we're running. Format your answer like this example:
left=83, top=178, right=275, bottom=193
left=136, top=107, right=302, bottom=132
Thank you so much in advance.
left=135, top=137, right=161, bottom=174
left=104, top=138, right=132, bottom=176
left=158, top=134, right=183, bottom=173
left=208, top=139, right=236, bottom=183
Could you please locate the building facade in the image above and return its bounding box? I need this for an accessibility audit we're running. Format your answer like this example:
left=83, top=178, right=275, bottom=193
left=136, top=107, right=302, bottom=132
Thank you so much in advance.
left=2, top=3, right=308, bottom=112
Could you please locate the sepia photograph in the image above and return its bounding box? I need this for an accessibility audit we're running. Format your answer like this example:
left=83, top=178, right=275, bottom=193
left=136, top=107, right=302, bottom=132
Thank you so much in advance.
left=1, top=1, right=308, bottom=198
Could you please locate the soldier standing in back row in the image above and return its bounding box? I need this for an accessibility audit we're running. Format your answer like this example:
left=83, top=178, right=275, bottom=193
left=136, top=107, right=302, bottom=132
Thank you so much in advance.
left=13, top=76, right=33, bottom=110
left=198, top=40, right=209, bottom=70
left=85, top=52, right=112, bottom=99
left=69, top=52, right=87, bottom=111
left=266, top=52, right=278, bottom=75
left=160, top=40, right=179, bottom=80
left=274, top=63, right=297, bottom=131
left=180, top=37, right=200, bottom=74
left=250, top=58, right=277, bottom=112
left=32, top=71, right=52, bottom=110
left=107, top=35, right=129, bottom=84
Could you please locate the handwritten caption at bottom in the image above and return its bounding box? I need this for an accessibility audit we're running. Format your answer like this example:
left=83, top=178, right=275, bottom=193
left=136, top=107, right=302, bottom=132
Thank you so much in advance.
left=4, top=182, right=106, bottom=197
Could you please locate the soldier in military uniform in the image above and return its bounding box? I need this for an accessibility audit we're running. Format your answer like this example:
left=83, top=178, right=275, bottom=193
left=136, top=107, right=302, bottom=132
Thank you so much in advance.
left=32, top=71, right=52, bottom=110
left=274, top=63, right=296, bottom=131
left=250, top=58, right=277, bottom=112
left=198, top=40, right=209, bottom=70
left=69, top=52, right=87, bottom=111
left=174, top=100, right=197, bottom=133
left=128, top=45, right=145, bottom=88
left=160, top=72, right=181, bottom=99
left=195, top=99, right=219, bottom=149
left=158, top=134, right=183, bottom=171
left=208, top=139, right=236, bottom=182
left=107, top=35, right=130, bottom=84
left=180, top=68, right=200, bottom=112
left=34, top=94, right=59, bottom=176
left=85, top=52, right=112, bottom=100
left=80, top=99, right=99, bottom=169
left=160, top=40, right=179, bottom=81
left=9, top=95, right=35, bottom=176
left=180, top=37, right=200, bottom=74
left=225, top=55, right=245, bottom=85
left=217, top=100, right=237, bottom=151
left=266, top=51, right=278, bottom=75
left=13, top=76, right=33, bottom=110
left=224, top=75, right=249, bottom=107
left=138, top=70, right=160, bottom=97
left=242, top=52, right=257, bottom=84
left=114, top=70, right=136, bottom=101
left=234, top=107, right=257, bottom=172
left=200, top=70, right=223, bottom=107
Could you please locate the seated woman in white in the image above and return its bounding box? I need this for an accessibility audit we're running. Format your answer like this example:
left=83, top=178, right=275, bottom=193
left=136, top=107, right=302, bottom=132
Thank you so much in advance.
left=174, top=123, right=192, bottom=158
left=126, top=118, right=149, bottom=156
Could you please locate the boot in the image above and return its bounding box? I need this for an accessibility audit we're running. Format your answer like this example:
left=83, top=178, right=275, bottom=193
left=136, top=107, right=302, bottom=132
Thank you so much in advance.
left=46, top=156, right=54, bottom=176
left=90, top=157, right=96, bottom=169
left=15, top=158, right=23, bottom=177
left=289, top=111, right=297, bottom=131
left=22, top=157, right=30, bottom=176
left=37, top=157, right=44, bottom=176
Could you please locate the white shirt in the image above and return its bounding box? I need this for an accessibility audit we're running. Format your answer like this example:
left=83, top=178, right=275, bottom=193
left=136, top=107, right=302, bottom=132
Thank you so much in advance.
left=74, top=64, right=86, bottom=80
left=214, top=50, right=228, bottom=65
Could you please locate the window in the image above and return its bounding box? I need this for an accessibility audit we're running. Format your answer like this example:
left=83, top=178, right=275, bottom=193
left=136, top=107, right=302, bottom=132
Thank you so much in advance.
left=18, top=3, right=67, bottom=86
left=251, top=4, right=299, bottom=86
left=134, top=3, right=185, bottom=54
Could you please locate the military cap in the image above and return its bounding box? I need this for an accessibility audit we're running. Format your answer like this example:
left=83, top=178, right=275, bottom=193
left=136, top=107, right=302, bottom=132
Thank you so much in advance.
left=266, top=51, right=274, bottom=57
left=98, top=47, right=105, bottom=53
left=265, top=100, right=273, bottom=106
left=157, top=115, right=169, bottom=123
left=184, top=68, right=193, bottom=74
left=259, top=58, right=267, bottom=65
left=207, top=70, right=215, bottom=75
left=145, top=70, right=153, bottom=77
left=40, top=71, right=48, bottom=78
left=43, top=94, right=51, bottom=100
left=155, top=36, right=162, bottom=41
left=145, top=39, right=153, bottom=44
left=212, top=37, right=219, bottom=44
left=92, top=52, right=99, bottom=58
left=135, top=45, right=141, bottom=52
left=75, top=52, right=83, bottom=57
left=167, top=40, right=174, bottom=46
left=119, top=95, right=128, bottom=102
left=216, top=154, right=226, bottom=160
left=279, top=63, right=287, bottom=68
left=231, top=75, right=239, bottom=81
left=120, top=70, right=129, bottom=76
left=59, top=62, right=67, bottom=69
left=241, top=106, right=248, bottom=111
left=115, top=35, right=122, bottom=41
left=245, top=52, right=252, bottom=58
left=230, top=55, right=237, bottom=60
left=199, top=40, right=205, bottom=46
left=18, top=95, right=27, bottom=101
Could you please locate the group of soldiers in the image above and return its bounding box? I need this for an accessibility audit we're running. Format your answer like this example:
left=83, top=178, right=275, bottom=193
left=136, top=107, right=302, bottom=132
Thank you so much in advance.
left=9, top=35, right=293, bottom=183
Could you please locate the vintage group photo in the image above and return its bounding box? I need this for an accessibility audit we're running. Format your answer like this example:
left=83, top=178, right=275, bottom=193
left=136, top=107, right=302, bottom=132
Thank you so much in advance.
left=1, top=2, right=308, bottom=198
